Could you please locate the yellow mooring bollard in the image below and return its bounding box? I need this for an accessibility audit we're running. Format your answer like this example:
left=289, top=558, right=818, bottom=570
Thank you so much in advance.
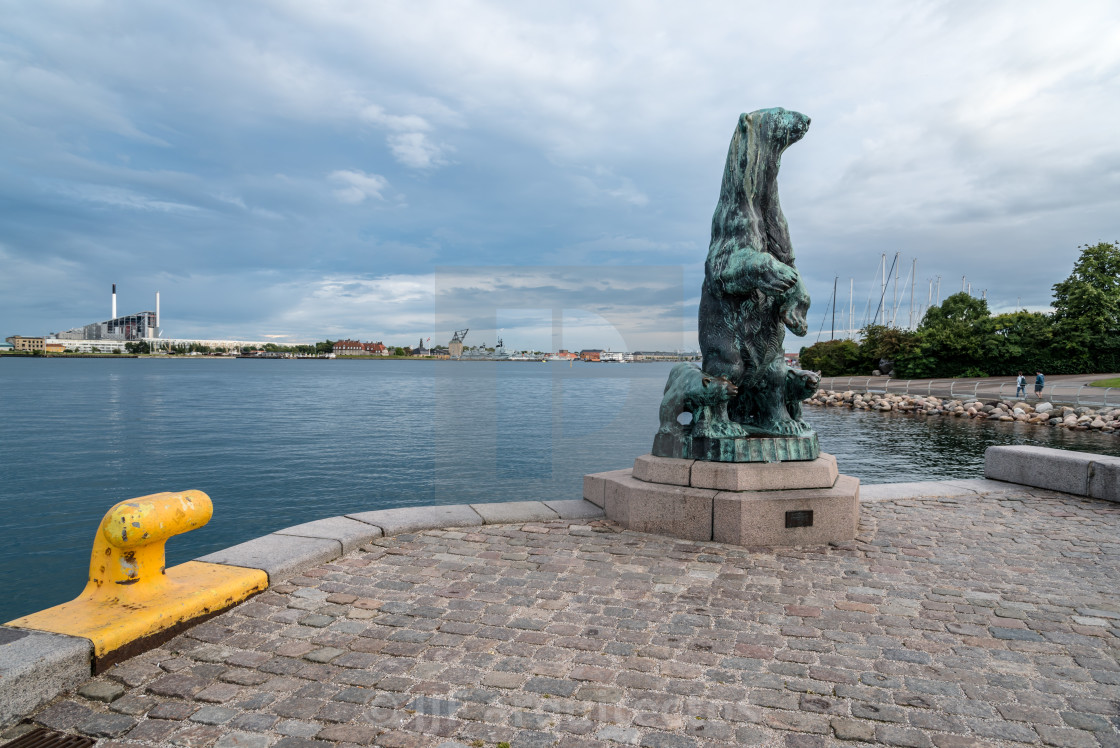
left=7, top=491, right=267, bottom=671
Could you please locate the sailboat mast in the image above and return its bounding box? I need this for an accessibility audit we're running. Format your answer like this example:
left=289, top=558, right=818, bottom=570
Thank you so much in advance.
left=892, top=252, right=900, bottom=326
left=848, top=278, right=854, bottom=340
left=909, top=258, right=916, bottom=329
left=831, top=276, right=837, bottom=340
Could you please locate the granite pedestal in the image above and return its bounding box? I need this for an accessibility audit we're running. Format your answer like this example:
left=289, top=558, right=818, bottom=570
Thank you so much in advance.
left=586, top=453, right=859, bottom=547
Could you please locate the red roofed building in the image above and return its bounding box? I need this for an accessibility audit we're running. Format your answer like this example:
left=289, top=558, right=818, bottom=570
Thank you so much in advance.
left=334, top=340, right=389, bottom=356
left=333, top=339, right=364, bottom=356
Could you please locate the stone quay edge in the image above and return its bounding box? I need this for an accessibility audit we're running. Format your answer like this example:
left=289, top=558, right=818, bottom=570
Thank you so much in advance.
left=6, top=472, right=1119, bottom=747
left=4, top=446, right=1120, bottom=736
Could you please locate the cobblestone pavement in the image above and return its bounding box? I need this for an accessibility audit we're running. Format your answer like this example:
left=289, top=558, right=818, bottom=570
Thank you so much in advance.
left=14, top=490, right=1120, bottom=748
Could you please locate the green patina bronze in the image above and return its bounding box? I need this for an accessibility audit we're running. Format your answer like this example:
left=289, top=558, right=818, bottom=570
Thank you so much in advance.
left=653, top=108, right=821, bottom=462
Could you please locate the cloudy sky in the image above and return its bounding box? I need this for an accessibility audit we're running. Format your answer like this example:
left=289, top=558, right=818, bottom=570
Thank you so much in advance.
left=2, top=1, right=1118, bottom=351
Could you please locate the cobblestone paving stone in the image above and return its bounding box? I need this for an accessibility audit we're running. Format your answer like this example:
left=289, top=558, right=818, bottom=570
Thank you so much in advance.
left=14, top=489, right=1120, bottom=748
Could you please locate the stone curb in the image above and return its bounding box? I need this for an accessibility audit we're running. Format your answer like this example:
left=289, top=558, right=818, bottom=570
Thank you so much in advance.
left=985, top=445, right=1120, bottom=501
left=273, top=516, right=384, bottom=554
left=0, top=628, right=92, bottom=729
left=196, top=535, right=342, bottom=584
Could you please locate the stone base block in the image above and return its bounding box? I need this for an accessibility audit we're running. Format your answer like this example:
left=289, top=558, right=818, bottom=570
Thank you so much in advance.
left=632, top=454, right=692, bottom=486
left=583, top=469, right=631, bottom=508
left=713, top=475, right=860, bottom=546
left=985, top=445, right=1120, bottom=502
left=603, top=470, right=715, bottom=542
left=984, top=445, right=1093, bottom=495
left=690, top=453, right=837, bottom=491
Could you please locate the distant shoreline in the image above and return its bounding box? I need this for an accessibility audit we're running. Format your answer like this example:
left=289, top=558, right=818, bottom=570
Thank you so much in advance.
left=0, top=352, right=686, bottom=363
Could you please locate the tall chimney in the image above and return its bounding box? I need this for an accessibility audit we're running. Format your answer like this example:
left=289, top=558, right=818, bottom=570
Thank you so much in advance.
left=155, top=292, right=160, bottom=332
left=112, top=284, right=117, bottom=320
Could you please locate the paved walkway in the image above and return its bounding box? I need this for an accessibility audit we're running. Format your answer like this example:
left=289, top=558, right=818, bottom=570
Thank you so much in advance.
left=818, top=374, right=1120, bottom=407
left=13, top=488, right=1120, bottom=748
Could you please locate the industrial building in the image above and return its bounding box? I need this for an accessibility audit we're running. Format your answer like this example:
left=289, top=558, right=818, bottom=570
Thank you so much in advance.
left=37, top=285, right=275, bottom=352
left=51, top=285, right=161, bottom=346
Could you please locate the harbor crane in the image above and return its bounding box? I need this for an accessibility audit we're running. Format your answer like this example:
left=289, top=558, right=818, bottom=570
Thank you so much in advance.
left=449, top=328, right=469, bottom=359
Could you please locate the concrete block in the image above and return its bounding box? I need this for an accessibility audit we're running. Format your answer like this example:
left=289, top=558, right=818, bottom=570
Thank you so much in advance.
left=0, top=627, right=92, bottom=728
left=542, top=499, right=605, bottom=520
left=275, top=516, right=383, bottom=554
left=603, top=472, right=714, bottom=542
left=632, top=454, right=694, bottom=486
left=690, top=453, right=837, bottom=491
left=713, top=474, right=860, bottom=546
left=471, top=501, right=559, bottom=524
left=347, top=504, right=482, bottom=536
left=1088, top=455, right=1120, bottom=502
left=583, top=469, right=631, bottom=508
left=196, top=534, right=340, bottom=583
left=985, top=446, right=1092, bottom=495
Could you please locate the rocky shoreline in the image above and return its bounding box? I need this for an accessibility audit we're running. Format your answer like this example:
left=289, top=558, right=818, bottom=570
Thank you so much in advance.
left=806, top=389, right=1120, bottom=433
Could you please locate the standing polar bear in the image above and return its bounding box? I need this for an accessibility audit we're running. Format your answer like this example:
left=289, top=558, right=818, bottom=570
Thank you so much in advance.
left=698, top=108, right=818, bottom=436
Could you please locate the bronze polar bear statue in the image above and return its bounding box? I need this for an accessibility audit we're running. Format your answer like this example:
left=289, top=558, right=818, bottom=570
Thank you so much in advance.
left=657, top=363, right=739, bottom=439
left=784, top=367, right=822, bottom=425
left=698, top=107, right=819, bottom=437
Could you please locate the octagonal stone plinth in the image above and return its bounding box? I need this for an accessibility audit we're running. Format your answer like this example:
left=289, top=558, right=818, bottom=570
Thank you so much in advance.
left=585, top=453, right=859, bottom=548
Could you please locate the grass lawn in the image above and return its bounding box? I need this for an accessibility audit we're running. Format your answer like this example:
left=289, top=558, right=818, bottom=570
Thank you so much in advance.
left=1091, top=377, right=1120, bottom=387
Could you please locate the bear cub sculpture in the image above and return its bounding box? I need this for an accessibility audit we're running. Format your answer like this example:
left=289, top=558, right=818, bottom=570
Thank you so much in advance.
left=657, top=362, right=740, bottom=440
left=784, top=367, right=822, bottom=425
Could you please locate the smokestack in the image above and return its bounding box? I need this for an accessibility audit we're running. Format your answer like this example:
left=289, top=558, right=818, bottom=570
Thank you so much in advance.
left=112, top=284, right=117, bottom=320
left=155, top=292, right=160, bottom=331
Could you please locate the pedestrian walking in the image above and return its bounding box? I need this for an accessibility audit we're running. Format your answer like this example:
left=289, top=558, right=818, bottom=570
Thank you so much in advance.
left=1016, top=371, right=1026, bottom=399
left=1034, top=370, right=1045, bottom=398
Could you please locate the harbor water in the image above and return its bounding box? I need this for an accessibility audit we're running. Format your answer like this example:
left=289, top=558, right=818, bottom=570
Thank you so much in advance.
left=3, top=358, right=1119, bottom=622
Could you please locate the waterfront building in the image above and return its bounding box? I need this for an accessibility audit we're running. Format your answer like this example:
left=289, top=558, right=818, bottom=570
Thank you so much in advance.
left=5, top=336, right=65, bottom=352
left=6, top=336, right=45, bottom=351
left=333, top=339, right=364, bottom=355
left=53, top=310, right=159, bottom=343
left=579, top=349, right=603, bottom=362
left=333, top=340, right=389, bottom=356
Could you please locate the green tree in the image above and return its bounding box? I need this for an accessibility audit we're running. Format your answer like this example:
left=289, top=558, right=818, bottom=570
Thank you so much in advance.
left=799, top=339, right=862, bottom=377
left=895, top=293, right=995, bottom=378
left=858, top=325, right=917, bottom=374
left=1050, top=241, right=1120, bottom=365
left=987, top=311, right=1053, bottom=375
